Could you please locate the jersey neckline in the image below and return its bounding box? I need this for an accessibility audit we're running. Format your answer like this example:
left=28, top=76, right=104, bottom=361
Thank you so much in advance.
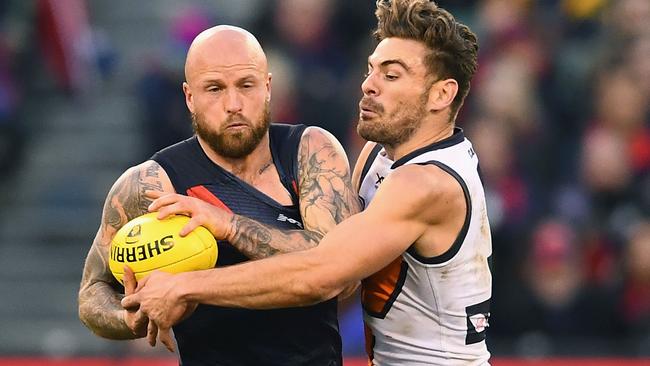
left=390, top=127, right=465, bottom=169
left=189, top=134, right=297, bottom=211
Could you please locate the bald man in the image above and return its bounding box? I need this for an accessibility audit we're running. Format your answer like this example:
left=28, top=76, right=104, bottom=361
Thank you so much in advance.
left=78, top=25, right=358, bottom=365
left=123, top=2, right=492, bottom=364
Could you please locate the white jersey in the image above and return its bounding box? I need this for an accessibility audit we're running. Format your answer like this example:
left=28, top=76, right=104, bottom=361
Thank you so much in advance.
left=358, top=128, right=492, bottom=366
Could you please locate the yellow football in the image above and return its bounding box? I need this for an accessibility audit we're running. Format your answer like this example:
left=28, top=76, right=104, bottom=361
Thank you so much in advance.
left=109, top=212, right=217, bottom=284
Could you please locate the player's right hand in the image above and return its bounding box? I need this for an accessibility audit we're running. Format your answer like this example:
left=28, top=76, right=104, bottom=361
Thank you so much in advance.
left=122, top=265, right=148, bottom=337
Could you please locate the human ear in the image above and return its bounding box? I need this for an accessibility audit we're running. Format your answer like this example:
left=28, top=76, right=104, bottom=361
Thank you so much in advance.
left=183, top=82, right=195, bottom=113
left=427, top=78, right=458, bottom=112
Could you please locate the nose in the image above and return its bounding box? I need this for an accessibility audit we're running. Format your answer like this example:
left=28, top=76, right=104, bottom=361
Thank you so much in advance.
left=361, top=73, right=378, bottom=97
left=224, top=89, right=243, bottom=114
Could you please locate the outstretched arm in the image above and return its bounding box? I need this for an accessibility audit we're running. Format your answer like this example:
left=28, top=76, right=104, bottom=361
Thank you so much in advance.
left=151, top=127, right=360, bottom=260
left=176, top=165, right=436, bottom=308
left=78, top=161, right=173, bottom=339
left=124, top=163, right=467, bottom=351
left=125, top=162, right=466, bottom=309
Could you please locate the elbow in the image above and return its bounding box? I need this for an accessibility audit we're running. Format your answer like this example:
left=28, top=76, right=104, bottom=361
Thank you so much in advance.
left=78, top=299, right=99, bottom=336
left=78, top=294, right=90, bottom=328
left=78, top=302, right=97, bottom=336
left=78, top=295, right=113, bottom=339
left=293, top=276, right=345, bottom=306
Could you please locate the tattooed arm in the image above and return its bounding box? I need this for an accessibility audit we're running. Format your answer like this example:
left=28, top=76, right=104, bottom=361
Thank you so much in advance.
left=78, top=161, right=174, bottom=339
left=126, top=130, right=359, bottom=347
left=150, top=127, right=360, bottom=260
left=228, top=127, right=360, bottom=259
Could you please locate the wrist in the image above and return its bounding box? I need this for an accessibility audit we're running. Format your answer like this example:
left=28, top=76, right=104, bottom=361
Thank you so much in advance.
left=224, top=213, right=237, bottom=242
left=175, top=271, right=197, bottom=303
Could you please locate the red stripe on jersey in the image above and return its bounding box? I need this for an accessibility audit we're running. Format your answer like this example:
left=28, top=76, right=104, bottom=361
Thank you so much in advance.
left=291, top=179, right=299, bottom=196
left=187, top=185, right=233, bottom=213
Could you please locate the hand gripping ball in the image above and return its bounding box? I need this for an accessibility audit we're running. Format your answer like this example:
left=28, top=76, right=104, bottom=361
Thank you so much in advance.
left=109, top=212, right=217, bottom=284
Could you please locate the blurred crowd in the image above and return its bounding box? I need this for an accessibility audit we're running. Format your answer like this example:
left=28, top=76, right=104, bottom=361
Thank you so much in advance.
left=457, top=0, right=650, bottom=355
left=1, top=0, right=649, bottom=357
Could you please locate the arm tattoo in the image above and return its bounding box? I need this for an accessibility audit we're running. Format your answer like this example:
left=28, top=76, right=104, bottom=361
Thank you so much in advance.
left=228, top=215, right=325, bottom=260
left=78, top=161, right=166, bottom=339
left=120, top=167, right=162, bottom=226
left=78, top=239, right=132, bottom=338
left=225, top=129, right=359, bottom=260
left=297, top=130, right=359, bottom=237
left=229, top=215, right=278, bottom=258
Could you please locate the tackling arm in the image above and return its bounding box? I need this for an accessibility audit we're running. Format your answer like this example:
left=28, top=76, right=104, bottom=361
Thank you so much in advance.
left=129, top=167, right=439, bottom=312
left=123, top=163, right=468, bottom=352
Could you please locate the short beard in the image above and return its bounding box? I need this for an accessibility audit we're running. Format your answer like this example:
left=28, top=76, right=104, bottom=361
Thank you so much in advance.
left=192, top=102, right=270, bottom=159
left=357, top=92, right=428, bottom=148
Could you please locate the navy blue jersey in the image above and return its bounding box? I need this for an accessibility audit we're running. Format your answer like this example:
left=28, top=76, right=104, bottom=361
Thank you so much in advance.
left=151, top=123, right=342, bottom=366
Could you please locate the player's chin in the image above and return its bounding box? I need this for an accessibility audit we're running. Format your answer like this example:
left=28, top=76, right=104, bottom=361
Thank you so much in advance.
left=357, top=121, right=383, bottom=141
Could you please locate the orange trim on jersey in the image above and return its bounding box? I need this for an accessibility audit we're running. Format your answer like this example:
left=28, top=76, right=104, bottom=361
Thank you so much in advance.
left=361, top=257, right=408, bottom=318
left=186, top=185, right=233, bottom=213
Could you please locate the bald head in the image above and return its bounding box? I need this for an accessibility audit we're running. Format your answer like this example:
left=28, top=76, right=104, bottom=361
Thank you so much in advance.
left=184, top=25, right=268, bottom=83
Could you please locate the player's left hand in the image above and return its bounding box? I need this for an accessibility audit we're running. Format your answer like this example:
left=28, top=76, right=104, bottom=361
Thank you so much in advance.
left=121, top=271, right=194, bottom=352
left=146, top=192, right=233, bottom=240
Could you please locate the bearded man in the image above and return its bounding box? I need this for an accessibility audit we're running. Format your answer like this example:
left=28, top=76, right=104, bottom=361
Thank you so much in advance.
left=78, top=25, right=359, bottom=366
left=124, top=1, right=493, bottom=365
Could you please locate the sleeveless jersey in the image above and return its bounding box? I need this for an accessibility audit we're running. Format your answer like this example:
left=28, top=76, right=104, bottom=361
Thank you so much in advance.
left=358, top=128, right=492, bottom=366
left=151, top=123, right=342, bottom=366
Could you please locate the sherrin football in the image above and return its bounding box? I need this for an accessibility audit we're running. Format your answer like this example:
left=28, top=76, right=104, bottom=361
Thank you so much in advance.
left=109, top=212, right=217, bottom=284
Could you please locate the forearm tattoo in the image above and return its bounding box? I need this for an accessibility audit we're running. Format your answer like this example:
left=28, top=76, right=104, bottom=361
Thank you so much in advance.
left=228, top=215, right=325, bottom=260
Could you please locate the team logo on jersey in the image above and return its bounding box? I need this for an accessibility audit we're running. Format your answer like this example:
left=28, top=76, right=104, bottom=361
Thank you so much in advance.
left=469, top=313, right=489, bottom=333
left=276, top=213, right=303, bottom=228
left=465, top=298, right=491, bottom=345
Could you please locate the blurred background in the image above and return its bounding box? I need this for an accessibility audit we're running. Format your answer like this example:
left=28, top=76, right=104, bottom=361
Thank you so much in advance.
left=0, top=0, right=649, bottom=362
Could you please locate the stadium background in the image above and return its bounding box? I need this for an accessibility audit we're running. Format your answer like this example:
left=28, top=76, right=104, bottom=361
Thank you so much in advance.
left=0, top=0, right=648, bottom=364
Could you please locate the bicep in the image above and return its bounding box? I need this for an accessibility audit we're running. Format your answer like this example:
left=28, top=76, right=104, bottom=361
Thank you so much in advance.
left=306, top=193, right=426, bottom=289
left=306, top=168, right=438, bottom=289
left=101, top=161, right=173, bottom=229
left=297, top=128, right=359, bottom=237
left=80, top=161, right=173, bottom=290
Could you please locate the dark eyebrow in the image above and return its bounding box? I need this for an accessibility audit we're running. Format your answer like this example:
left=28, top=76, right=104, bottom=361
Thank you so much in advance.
left=380, top=59, right=411, bottom=72
left=367, top=58, right=412, bottom=73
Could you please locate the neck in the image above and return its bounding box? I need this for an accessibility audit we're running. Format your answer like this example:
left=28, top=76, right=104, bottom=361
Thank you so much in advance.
left=197, top=133, right=273, bottom=180
left=384, top=122, right=455, bottom=161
